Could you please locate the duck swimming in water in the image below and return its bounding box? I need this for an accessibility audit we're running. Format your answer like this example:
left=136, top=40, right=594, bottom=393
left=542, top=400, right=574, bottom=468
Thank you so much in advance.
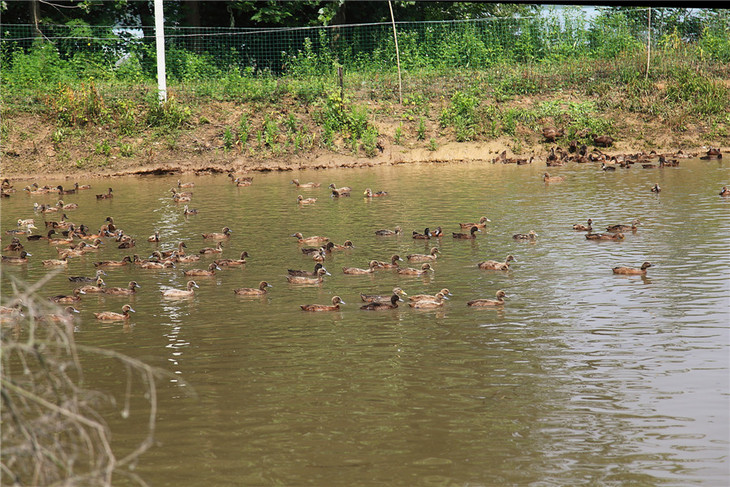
left=104, top=281, right=141, bottom=296
left=412, top=228, right=431, bottom=240
left=397, top=263, right=434, bottom=276
left=407, top=247, right=440, bottom=263
left=162, top=281, right=199, bottom=298
left=1, top=251, right=32, bottom=264
left=215, top=251, right=250, bottom=267
left=409, top=292, right=448, bottom=309
left=459, top=216, right=490, bottom=229
left=342, top=261, right=379, bottom=275
left=288, top=263, right=329, bottom=277
left=300, top=296, right=346, bottom=312
left=360, top=293, right=402, bottom=311
left=452, top=226, right=480, bottom=239
left=408, top=289, right=452, bottom=303
left=586, top=232, right=624, bottom=241
left=612, top=262, right=652, bottom=275
left=286, top=268, right=328, bottom=285
left=373, top=254, right=403, bottom=269
left=291, top=179, right=320, bottom=188
left=183, top=263, right=221, bottom=277
left=94, top=304, right=135, bottom=321
left=234, top=281, right=272, bottom=296
left=513, top=230, right=538, bottom=241
left=573, top=219, right=593, bottom=231
left=202, top=227, right=232, bottom=240
left=363, top=188, right=388, bottom=197
left=477, top=255, right=515, bottom=271
left=291, top=232, right=329, bottom=245
left=360, top=287, right=408, bottom=303
left=297, top=195, right=317, bottom=205
left=467, top=290, right=507, bottom=307
left=375, top=226, right=402, bottom=236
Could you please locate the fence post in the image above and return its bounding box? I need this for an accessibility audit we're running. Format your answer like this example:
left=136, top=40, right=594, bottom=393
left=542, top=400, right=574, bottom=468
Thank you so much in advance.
left=154, top=0, right=168, bottom=103
left=646, top=7, right=651, bottom=80
left=388, top=1, right=403, bottom=105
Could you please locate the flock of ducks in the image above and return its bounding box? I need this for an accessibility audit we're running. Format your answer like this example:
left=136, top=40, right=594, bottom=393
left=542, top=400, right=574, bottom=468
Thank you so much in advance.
left=0, top=143, right=727, bottom=322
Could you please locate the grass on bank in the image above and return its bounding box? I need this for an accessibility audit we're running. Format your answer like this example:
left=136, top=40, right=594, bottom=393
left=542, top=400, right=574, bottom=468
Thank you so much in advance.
left=1, top=38, right=729, bottom=164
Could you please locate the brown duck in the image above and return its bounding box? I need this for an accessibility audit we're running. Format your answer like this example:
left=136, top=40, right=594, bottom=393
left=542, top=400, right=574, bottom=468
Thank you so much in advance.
left=215, top=251, right=250, bottom=267
left=573, top=219, right=593, bottom=231
left=199, top=242, right=224, bottom=254
left=593, top=135, right=614, bottom=147
left=513, top=230, right=538, bottom=241
left=409, top=293, right=448, bottom=309
left=94, top=304, right=135, bottom=321
left=408, top=289, right=452, bottom=303
left=407, top=247, right=439, bottom=262
left=1, top=251, right=32, bottom=264
left=342, top=260, right=379, bottom=275
left=374, top=254, right=404, bottom=269
left=360, top=287, right=408, bottom=303
left=202, top=227, right=232, bottom=240
left=300, top=296, right=346, bottom=312
left=397, top=263, right=434, bottom=276
left=104, top=281, right=141, bottom=296
left=459, top=216, right=490, bottom=229
left=291, top=179, right=320, bottom=188
left=606, top=220, right=639, bottom=233
left=586, top=232, right=624, bottom=241
left=95, top=188, right=113, bottom=199
left=613, top=262, right=652, bottom=275
left=477, top=255, right=515, bottom=271
left=288, top=263, right=329, bottom=277
left=286, top=268, right=328, bottom=284
left=183, top=263, right=221, bottom=277
left=162, top=281, right=199, bottom=298
left=452, top=226, right=480, bottom=239
left=542, top=127, right=564, bottom=142
left=360, top=293, right=402, bottom=310
left=467, top=290, right=507, bottom=307
left=543, top=172, right=565, bottom=183
left=291, top=232, right=329, bottom=245
left=375, top=226, right=402, bottom=236
left=234, top=281, right=272, bottom=296
left=412, top=228, right=431, bottom=240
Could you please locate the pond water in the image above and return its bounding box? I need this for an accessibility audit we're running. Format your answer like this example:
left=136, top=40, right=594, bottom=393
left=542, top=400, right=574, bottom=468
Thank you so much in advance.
left=2, top=157, right=729, bottom=486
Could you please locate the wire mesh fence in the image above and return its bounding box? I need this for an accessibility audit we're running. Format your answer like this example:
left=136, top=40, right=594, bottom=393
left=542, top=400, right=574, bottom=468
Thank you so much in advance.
left=1, top=8, right=728, bottom=85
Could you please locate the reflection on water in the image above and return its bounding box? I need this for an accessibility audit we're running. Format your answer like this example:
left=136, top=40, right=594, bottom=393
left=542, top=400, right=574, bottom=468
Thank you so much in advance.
left=2, top=159, right=729, bottom=486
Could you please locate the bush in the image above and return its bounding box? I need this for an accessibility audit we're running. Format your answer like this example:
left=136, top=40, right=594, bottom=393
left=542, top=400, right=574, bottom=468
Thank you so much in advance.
left=146, top=96, right=192, bottom=129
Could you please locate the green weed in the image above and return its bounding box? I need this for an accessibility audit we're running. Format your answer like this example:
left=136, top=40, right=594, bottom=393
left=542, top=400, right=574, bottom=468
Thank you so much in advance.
left=417, top=117, right=427, bottom=141
left=394, top=124, right=403, bottom=145
left=223, top=127, right=233, bottom=151
left=146, top=97, right=191, bottom=130
left=94, top=139, right=111, bottom=157
left=362, top=128, right=379, bottom=157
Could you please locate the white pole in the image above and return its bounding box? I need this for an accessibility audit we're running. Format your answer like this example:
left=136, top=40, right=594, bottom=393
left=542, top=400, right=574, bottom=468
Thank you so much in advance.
left=154, top=0, right=167, bottom=103
left=646, top=7, right=651, bottom=80
left=388, top=1, right=403, bottom=105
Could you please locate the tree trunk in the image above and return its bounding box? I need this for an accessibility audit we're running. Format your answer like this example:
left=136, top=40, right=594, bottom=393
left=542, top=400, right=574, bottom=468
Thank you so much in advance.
left=31, top=0, right=42, bottom=37
left=185, top=0, right=201, bottom=27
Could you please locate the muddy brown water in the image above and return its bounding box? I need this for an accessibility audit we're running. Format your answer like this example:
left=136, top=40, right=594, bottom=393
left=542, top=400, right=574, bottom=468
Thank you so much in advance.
left=2, top=158, right=729, bottom=486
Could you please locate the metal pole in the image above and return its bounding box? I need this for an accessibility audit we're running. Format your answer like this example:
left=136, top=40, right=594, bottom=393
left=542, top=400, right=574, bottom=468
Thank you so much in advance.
left=154, top=0, right=167, bottom=103
left=646, top=7, right=651, bottom=80
left=388, top=1, right=403, bottom=105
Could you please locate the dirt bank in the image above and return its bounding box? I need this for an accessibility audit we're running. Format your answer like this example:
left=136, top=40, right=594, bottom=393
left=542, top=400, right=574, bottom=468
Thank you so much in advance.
left=1, top=93, right=726, bottom=182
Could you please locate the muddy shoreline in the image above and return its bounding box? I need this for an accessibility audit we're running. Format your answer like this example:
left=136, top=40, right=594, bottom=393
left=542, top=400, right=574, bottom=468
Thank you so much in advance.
left=3, top=140, right=723, bottom=183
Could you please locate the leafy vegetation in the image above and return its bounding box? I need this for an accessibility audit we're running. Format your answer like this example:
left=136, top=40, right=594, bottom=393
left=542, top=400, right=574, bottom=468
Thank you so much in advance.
left=0, top=8, right=728, bottom=164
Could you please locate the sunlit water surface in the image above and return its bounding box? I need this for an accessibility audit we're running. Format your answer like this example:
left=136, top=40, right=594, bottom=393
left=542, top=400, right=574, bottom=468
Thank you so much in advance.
left=2, top=159, right=729, bottom=486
